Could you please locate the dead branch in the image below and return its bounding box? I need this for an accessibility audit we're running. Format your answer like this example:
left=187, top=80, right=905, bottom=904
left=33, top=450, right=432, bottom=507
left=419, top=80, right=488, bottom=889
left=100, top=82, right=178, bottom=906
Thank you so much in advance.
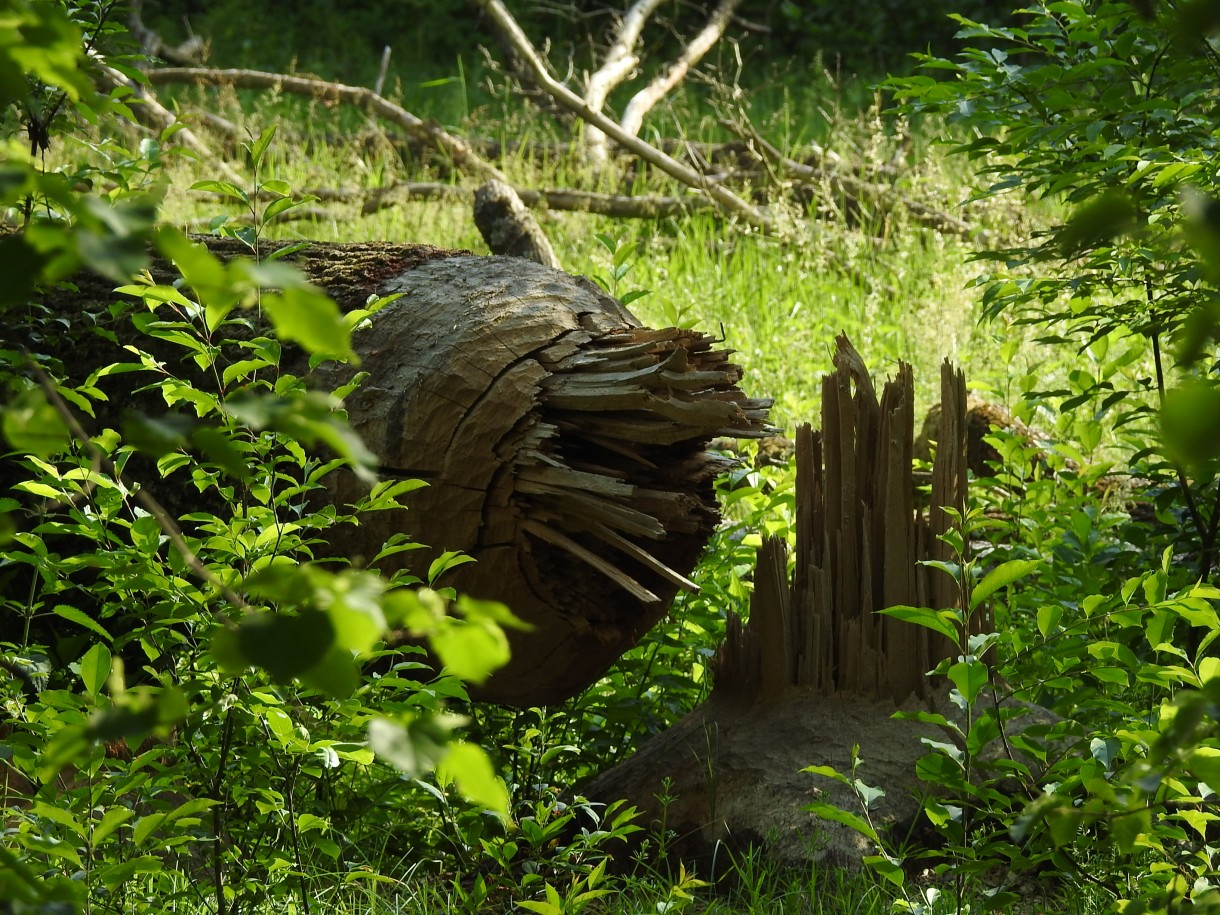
left=362, top=180, right=715, bottom=219
left=470, top=0, right=778, bottom=234
left=473, top=179, right=561, bottom=268
left=723, top=117, right=975, bottom=237
left=583, top=0, right=666, bottom=165
left=145, top=67, right=509, bottom=184
left=619, top=0, right=743, bottom=140
left=128, top=0, right=205, bottom=67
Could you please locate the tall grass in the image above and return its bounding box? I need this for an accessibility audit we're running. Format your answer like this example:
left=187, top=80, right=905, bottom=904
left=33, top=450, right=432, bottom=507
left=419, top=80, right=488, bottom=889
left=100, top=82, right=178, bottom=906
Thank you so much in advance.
left=146, top=74, right=1037, bottom=429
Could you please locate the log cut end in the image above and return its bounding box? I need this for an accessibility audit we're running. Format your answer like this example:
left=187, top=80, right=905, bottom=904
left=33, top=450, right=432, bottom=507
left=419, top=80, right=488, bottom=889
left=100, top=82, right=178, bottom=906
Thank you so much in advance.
left=314, top=255, right=773, bottom=705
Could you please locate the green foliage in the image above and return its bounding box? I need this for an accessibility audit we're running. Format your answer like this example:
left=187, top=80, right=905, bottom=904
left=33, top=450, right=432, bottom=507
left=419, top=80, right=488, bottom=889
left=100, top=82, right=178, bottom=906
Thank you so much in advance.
left=0, top=10, right=520, bottom=914
left=888, top=0, right=1220, bottom=581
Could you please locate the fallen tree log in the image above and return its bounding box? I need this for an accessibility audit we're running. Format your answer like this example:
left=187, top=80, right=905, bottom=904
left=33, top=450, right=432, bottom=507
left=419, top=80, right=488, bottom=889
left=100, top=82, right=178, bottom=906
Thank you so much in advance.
left=23, top=237, right=772, bottom=706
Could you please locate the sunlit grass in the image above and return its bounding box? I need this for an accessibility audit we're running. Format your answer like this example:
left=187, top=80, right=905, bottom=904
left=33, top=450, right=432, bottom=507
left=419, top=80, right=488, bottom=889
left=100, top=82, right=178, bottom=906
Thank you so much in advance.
left=143, top=80, right=1036, bottom=432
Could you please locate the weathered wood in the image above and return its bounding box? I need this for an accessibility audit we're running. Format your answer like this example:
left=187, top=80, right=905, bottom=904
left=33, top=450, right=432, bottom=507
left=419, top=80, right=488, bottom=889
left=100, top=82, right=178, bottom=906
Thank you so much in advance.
left=473, top=179, right=561, bottom=269
left=713, top=336, right=967, bottom=703
left=580, top=337, right=1042, bottom=869
left=311, top=254, right=772, bottom=704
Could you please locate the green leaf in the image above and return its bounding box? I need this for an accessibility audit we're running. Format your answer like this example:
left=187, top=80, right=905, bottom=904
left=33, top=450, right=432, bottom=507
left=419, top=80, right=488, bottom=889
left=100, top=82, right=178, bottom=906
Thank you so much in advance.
left=879, top=604, right=961, bottom=643
left=78, top=643, right=112, bottom=698
left=1054, top=192, right=1137, bottom=257
left=802, top=800, right=879, bottom=842
left=263, top=196, right=315, bottom=222
left=260, top=179, right=292, bottom=198
left=1163, top=381, right=1220, bottom=466
left=96, top=856, right=162, bottom=890
left=0, top=233, right=51, bottom=310
left=367, top=714, right=463, bottom=776
left=52, top=605, right=111, bottom=641
left=948, top=659, right=989, bottom=704
left=31, top=802, right=87, bottom=839
left=93, top=807, right=135, bottom=843
left=971, top=559, right=1041, bottom=609
left=209, top=609, right=335, bottom=681
left=1187, top=747, right=1220, bottom=788
left=222, top=358, right=274, bottom=386
left=1036, top=605, right=1062, bottom=638
left=802, top=764, right=850, bottom=785
left=3, top=386, right=71, bottom=457
left=262, top=286, right=353, bottom=359
left=1110, top=806, right=1150, bottom=856
left=191, top=426, right=253, bottom=482
left=437, top=742, right=509, bottom=820
left=190, top=179, right=249, bottom=204
left=301, top=645, right=360, bottom=699
left=427, top=550, right=476, bottom=584
left=132, top=813, right=167, bottom=848
left=430, top=618, right=509, bottom=685
left=863, top=854, right=905, bottom=887
left=249, top=125, right=276, bottom=168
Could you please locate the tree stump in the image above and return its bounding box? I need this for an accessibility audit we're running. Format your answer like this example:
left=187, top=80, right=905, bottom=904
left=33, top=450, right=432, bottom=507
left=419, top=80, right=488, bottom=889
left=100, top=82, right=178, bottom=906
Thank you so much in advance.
left=18, top=237, right=773, bottom=706
left=580, top=337, right=1041, bottom=866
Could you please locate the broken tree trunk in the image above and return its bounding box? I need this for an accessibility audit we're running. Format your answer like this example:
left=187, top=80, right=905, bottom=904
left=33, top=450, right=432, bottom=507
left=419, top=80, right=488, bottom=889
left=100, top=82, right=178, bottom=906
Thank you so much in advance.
left=580, top=337, right=1050, bottom=867
left=25, top=237, right=772, bottom=706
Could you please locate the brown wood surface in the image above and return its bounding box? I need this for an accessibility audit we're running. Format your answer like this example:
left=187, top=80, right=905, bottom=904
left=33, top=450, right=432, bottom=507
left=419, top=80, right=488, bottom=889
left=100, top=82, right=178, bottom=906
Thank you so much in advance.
left=714, top=335, right=968, bottom=703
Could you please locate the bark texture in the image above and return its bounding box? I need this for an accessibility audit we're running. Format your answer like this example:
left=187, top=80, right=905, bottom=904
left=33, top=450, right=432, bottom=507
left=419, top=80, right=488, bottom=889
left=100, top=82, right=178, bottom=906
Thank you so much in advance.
left=473, top=179, right=561, bottom=269
left=311, top=254, right=771, bottom=704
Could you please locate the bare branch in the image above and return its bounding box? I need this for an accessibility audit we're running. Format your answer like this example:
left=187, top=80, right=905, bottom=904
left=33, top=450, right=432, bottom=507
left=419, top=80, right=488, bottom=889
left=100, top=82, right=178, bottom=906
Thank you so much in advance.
left=583, top=0, right=665, bottom=164
left=722, top=116, right=976, bottom=238
left=362, top=180, right=716, bottom=219
left=469, top=0, right=777, bottom=233
left=146, top=67, right=509, bottom=184
left=619, top=0, right=744, bottom=139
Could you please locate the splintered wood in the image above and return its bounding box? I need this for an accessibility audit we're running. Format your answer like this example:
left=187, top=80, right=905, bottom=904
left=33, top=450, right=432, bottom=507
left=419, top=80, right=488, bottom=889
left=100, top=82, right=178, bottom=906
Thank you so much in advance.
left=716, top=335, right=967, bottom=703
left=312, top=254, right=773, bottom=706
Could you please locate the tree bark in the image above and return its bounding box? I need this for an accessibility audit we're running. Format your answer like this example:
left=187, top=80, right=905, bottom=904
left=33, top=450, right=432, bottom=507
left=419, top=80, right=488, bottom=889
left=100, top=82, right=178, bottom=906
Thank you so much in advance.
left=25, top=237, right=773, bottom=706
left=472, top=179, right=562, bottom=268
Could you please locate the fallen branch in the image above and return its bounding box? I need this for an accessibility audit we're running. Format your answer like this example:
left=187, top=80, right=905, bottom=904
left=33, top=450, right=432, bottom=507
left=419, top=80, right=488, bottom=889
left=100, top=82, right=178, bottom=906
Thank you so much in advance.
left=89, top=53, right=245, bottom=185
left=362, top=181, right=716, bottom=219
left=723, top=117, right=975, bottom=237
left=145, top=67, right=509, bottom=184
left=583, top=0, right=666, bottom=165
left=470, top=0, right=778, bottom=234
left=619, top=0, right=744, bottom=140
